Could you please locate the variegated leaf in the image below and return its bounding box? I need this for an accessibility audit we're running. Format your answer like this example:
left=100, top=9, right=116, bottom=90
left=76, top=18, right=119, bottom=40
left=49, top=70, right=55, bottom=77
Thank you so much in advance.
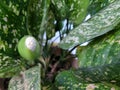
left=77, top=27, right=120, bottom=67
left=59, top=0, right=120, bottom=49
left=88, top=0, right=114, bottom=15
left=0, top=0, right=28, bottom=78
left=55, top=22, right=120, bottom=90
left=51, top=0, right=89, bottom=25
left=0, top=0, right=50, bottom=78
left=55, top=62, right=120, bottom=90
left=27, top=0, right=50, bottom=39
left=8, top=65, right=41, bottom=90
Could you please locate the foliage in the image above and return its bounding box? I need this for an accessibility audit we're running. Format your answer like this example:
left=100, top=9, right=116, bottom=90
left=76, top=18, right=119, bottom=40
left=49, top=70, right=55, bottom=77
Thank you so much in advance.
left=59, top=0, right=120, bottom=49
left=0, top=0, right=120, bottom=90
left=88, top=0, right=115, bottom=15
left=9, top=65, right=41, bottom=90
left=0, top=0, right=28, bottom=78
left=56, top=0, right=120, bottom=89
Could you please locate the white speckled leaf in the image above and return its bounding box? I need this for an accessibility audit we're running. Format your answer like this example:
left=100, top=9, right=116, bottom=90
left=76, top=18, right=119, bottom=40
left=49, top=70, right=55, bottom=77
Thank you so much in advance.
left=51, top=0, right=89, bottom=25
left=0, top=55, right=24, bottom=78
left=77, top=28, right=120, bottom=67
left=55, top=62, right=120, bottom=90
left=88, top=0, right=114, bottom=16
left=27, top=0, right=50, bottom=38
left=59, top=0, right=120, bottom=49
left=8, top=65, right=41, bottom=90
left=0, top=1, right=28, bottom=78
left=55, top=25, right=120, bottom=90
left=0, top=0, right=50, bottom=78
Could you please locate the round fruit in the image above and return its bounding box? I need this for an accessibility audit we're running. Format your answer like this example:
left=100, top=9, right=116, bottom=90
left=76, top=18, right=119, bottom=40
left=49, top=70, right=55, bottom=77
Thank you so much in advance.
left=18, top=35, right=40, bottom=61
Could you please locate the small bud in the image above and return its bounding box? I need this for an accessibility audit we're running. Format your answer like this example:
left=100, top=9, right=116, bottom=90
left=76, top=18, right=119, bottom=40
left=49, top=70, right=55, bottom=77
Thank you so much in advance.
left=18, top=35, right=40, bottom=61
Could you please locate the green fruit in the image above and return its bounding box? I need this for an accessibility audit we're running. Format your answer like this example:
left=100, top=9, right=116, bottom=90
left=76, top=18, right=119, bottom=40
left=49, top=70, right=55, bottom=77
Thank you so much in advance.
left=18, top=35, right=40, bottom=61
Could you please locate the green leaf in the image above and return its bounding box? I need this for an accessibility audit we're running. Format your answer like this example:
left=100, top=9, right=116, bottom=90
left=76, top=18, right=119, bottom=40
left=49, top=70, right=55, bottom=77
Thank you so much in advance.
left=45, top=10, right=55, bottom=39
left=8, top=65, right=41, bottom=90
left=77, top=27, right=120, bottom=67
left=27, top=0, right=50, bottom=39
left=59, top=0, right=120, bottom=49
left=55, top=62, right=120, bottom=89
left=55, top=23, right=120, bottom=90
left=88, top=0, right=113, bottom=15
left=0, top=55, right=25, bottom=78
left=0, top=0, right=50, bottom=78
left=51, top=0, right=89, bottom=25
left=66, top=0, right=89, bottom=25
left=0, top=0, right=28, bottom=78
